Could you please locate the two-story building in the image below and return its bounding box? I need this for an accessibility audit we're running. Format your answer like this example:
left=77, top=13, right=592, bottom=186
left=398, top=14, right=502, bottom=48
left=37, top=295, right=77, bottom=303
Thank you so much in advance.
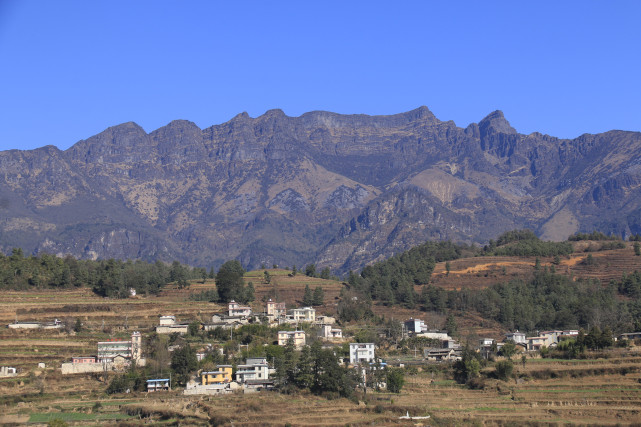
left=235, top=357, right=270, bottom=383
left=146, top=378, right=170, bottom=392
left=505, top=330, right=527, bottom=345
left=278, top=330, right=306, bottom=349
left=266, top=299, right=286, bottom=317
left=526, top=336, right=548, bottom=351
left=228, top=301, right=252, bottom=317
left=318, top=324, right=343, bottom=340
left=156, top=315, right=190, bottom=334
left=290, top=307, right=315, bottom=323
left=201, top=365, right=233, bottom=385
left=349, top=343, right=375, bottom=364
left=404, top=318, right=427, bottom=335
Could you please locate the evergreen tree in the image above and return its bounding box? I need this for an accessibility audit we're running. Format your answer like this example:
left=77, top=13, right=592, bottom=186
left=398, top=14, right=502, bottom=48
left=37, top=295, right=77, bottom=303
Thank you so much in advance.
left=305, top=264, right=316, bottom=277
left=244, top=281, right=255, bottom=303
left=311, top=348, right=342, bottom=394
left=295, top=345, right=314, bottom=389
left=312, top=286, right=325, bottom=306
left=170, top=344, right=198, bottom=385
left=302, top=284, right=313, bottom=306
left=320, top=267, right=331, bottom=280
left=495, top=360, right=513, bottom=381
left=445, top=314, right=458, bottom=337
left=215, top=260, right=246, bottom=302
left=386, top=368, right=405, bottom=393
left=275, top=337, right=298, bottom=389
left=170, top=260, right=189, bottom=288
left=500, top=341, right=516, bottom=360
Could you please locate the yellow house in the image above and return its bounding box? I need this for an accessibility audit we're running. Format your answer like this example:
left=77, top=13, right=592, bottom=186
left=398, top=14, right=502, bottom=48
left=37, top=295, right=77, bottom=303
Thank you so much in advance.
left=201, top=365, right=233, bottom=385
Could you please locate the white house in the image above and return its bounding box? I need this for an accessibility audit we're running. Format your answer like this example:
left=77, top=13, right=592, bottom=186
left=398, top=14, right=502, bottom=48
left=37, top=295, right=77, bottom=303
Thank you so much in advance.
left=235, top=357, right=270, bottom=383
left=228, top=301, right=252, bottom=317
left=505, top=330, right=526, bottom=345
left=290, top=307, right=315, bottom=323
left=0, top=366, right=17, bottom=377
left=349, top=343, right=375, bottom=364
left=156, top=316, right=190, bottom=334
left=159, top=315, right=176, bottom=326
left=318, top=324, right=343, bottom=340
left=404, top=318, right=426, bottom=334
left=479, top=338, right=495, bottom=347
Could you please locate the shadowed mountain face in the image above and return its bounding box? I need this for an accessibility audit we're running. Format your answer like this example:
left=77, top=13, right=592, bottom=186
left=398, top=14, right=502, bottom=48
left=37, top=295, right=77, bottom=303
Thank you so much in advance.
left=1, top=107, right=641, bottom=273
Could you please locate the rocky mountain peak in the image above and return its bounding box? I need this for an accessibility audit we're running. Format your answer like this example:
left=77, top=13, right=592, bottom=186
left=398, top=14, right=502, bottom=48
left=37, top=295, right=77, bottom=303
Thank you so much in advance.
left=479, top=110, right=517, bottom=135
left=402, top=105, right=438, bottom=123
left=2, top=107, right=641, bottom=274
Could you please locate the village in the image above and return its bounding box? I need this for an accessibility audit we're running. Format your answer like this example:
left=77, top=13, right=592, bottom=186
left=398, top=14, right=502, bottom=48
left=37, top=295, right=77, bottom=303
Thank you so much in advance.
left=5, top=296, right=641, bottom=398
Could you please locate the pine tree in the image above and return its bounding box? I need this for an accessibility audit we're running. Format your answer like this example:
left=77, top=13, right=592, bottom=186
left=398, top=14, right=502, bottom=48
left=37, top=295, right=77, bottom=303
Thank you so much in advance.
left=244, top=282, right=255, bottom=303
left=305, top=264, right=316, bottom=277
left=295, top=345, right=314, bottom=389
left=445, top=314, right=458, bottom=337
left=215, top=260, right=246, bottom=302
left=312, top=286, right=324, bottom=306
left=303, top=285, right=313, bottom=306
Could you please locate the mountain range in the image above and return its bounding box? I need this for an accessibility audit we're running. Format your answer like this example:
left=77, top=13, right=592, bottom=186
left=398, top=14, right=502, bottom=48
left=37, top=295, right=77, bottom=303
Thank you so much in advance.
left=1, top=106, right=640, bottom=273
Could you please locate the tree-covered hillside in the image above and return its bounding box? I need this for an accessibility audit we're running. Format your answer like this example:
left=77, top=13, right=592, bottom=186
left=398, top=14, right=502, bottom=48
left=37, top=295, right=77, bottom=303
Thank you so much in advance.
left=0, top=248, right=203, bottom=297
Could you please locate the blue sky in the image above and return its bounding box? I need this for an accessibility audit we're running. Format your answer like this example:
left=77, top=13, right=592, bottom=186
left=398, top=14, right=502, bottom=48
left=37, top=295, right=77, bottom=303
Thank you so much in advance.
left=0, top=1, right=639, bottom=151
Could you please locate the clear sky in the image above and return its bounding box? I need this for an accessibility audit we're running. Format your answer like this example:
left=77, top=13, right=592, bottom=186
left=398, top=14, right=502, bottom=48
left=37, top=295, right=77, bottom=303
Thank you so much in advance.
left=0, top=1, right=640, bottom=152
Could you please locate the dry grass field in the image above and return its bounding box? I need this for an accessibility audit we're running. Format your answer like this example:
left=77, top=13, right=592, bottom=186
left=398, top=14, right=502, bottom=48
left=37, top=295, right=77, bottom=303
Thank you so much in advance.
left=3, top=348, right=641, bottom=425
left=430, top=243, right=641, bottom=291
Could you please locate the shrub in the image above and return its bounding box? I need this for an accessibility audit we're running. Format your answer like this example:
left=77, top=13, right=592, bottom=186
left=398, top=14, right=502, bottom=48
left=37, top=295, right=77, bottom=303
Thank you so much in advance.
left=495, top=360, right=514, bottom=381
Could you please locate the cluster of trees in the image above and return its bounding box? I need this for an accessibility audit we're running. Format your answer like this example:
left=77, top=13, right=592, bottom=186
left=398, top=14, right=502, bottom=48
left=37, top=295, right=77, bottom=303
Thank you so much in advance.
left=214, top=260, right=254, bottom=303
left=302, top=284, right=324, bottom=306
left=276, top=339, right=404, bottom=396
left=275, top=340, right=357, bottom=397
left=414, top=267, right=641, bottom=333
left=617, top=271, right=641, bottom=298
left=346, top=241, right=465, bottom=308
left=569, top=231, right=621, bottom=241
left=0, top=248, right=200, bottom=297
left=483, top=230, right=573, bottom=257
left=546, top=328, right=614, bottom=358
left=303, top=264, right=334, bottom=280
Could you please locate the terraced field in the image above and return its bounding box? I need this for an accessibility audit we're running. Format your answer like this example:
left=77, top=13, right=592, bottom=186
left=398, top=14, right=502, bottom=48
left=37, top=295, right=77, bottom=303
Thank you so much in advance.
left=3, top=349, right=641, bottom=425
left=430, top=243, right=641, bottom=290
left=2, top=256, right=641, bottom=425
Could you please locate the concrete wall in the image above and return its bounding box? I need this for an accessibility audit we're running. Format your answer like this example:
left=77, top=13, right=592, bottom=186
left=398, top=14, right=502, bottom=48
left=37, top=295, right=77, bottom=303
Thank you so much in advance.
left=61, top=362, right=112, bottom=375
left=156, top=325, right=188, bottom=334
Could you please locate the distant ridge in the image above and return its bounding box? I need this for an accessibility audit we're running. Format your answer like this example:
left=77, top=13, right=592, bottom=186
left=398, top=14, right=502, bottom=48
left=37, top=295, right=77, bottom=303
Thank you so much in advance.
left=1, top=107, right=640, bottom=272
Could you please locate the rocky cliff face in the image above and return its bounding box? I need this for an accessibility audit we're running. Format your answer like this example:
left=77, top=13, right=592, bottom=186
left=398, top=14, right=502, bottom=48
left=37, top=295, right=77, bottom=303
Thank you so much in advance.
left=1, top=107, right=640, bottom=273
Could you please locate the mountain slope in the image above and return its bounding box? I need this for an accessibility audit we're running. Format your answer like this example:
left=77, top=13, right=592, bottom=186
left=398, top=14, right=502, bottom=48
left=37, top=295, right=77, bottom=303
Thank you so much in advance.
left=1, top=107, right=640, bottom=272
